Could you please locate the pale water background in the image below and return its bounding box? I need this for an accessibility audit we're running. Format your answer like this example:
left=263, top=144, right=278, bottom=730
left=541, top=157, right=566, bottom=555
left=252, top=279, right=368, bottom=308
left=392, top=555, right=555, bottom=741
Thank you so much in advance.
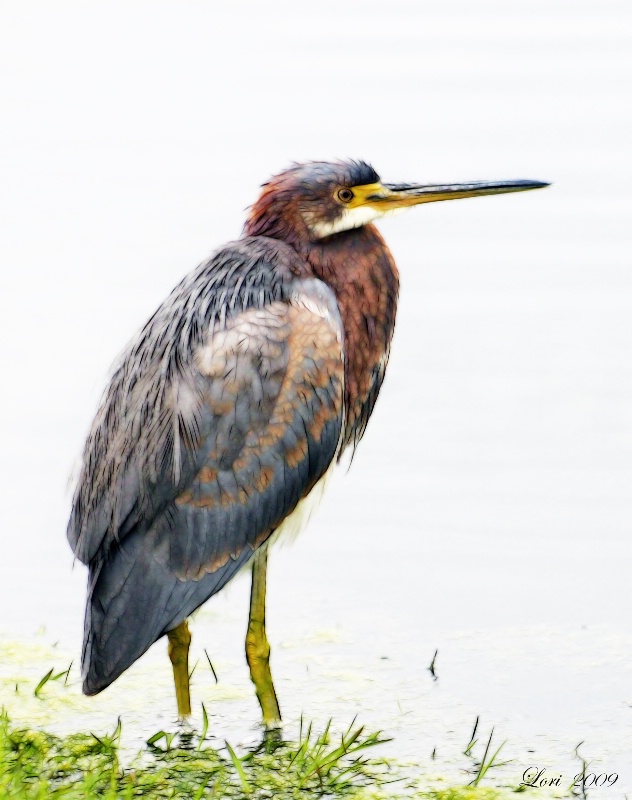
left=0, top=1, right=631, bottom=795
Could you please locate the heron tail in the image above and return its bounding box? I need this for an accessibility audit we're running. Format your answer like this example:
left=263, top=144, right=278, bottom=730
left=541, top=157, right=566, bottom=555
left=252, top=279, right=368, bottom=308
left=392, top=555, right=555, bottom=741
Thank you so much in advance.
left=81, top=523, right=253, bottom=695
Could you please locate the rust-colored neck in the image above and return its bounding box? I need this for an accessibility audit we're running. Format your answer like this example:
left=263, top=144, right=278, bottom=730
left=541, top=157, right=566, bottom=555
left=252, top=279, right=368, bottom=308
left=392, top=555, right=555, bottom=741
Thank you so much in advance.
left=297, top=226, right=399, bottom=448
left=245, top=189, right=399, bottom=447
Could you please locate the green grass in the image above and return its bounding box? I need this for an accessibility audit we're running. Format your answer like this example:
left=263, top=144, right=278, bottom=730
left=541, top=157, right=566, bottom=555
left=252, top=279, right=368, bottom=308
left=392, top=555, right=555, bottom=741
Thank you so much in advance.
left=0, top=707, right=536, bottom=800
left=0, top=709, right=392, bottom=799
left=0, top=654, right=560, bottom=800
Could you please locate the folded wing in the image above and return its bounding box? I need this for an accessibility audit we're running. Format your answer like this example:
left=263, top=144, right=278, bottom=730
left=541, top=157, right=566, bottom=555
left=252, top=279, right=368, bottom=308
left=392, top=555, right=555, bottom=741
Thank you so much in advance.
left=67, top=241, right=344, bottom=693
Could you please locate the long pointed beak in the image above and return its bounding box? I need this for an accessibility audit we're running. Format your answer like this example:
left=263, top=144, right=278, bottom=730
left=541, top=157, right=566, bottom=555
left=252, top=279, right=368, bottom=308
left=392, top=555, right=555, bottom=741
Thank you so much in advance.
left=367, top=179, right=549, bottom=209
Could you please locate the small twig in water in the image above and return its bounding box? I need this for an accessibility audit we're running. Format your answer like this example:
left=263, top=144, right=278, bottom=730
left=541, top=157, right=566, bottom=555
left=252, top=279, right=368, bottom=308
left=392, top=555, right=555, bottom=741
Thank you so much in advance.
left=428, top=649, right=438, bottom=680
left=464, top=715, right=479, bottom=756
left=205, top=649, right=219, bottom=683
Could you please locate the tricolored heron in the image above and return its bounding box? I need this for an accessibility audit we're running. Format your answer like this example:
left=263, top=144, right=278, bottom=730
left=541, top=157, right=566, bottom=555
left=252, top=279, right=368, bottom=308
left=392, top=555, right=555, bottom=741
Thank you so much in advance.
left=68, top=160, right=547, bottom=728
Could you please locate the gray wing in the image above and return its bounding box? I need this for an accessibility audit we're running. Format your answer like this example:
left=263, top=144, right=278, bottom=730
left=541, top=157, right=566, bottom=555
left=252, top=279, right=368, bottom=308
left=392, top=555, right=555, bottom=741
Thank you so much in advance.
left=67, top=243, right=344, bottom=695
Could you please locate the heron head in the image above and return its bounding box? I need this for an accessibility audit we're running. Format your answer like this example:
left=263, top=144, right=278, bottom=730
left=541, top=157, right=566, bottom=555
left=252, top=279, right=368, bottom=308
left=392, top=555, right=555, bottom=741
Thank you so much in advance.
left=244, top=159, right=549, bottom=244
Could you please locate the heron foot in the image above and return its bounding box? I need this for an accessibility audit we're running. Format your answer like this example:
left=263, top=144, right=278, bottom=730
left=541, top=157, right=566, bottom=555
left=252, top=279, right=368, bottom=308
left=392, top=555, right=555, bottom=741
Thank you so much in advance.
left=177, top=727, right=196, bottom=751
left=262, top=723, right=283, bottom=747
left=246, top=618, right=282, bottom=727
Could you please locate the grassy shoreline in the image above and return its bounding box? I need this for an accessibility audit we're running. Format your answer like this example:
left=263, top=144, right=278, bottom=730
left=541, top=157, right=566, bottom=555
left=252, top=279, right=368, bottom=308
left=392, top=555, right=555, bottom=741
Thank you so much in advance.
left=1, top=639, right=568, bottom=799
left=0, top=708, right=539, bottom=800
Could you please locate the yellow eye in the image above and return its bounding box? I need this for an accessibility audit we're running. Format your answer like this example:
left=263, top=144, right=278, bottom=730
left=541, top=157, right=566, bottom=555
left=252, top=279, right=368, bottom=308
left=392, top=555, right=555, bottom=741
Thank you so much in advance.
left=337, top=188, right=354, bottom=203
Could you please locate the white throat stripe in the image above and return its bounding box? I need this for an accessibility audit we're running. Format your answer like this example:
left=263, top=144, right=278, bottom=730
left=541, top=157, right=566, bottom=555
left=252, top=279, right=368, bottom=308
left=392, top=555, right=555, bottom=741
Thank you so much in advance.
left=310, top=206, right=382, bottom=238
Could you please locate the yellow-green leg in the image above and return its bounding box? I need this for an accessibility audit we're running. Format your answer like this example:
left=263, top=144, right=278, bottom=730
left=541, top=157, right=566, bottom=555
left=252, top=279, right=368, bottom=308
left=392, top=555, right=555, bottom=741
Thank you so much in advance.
left=246, top=544, right=281, bottom=728
left=167, top=620, right=192, bottom=718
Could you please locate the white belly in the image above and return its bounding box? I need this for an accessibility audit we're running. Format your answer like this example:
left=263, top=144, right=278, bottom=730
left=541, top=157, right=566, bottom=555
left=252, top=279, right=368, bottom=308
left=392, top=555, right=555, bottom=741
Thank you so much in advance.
left=267, top=461, right=336, bottom=548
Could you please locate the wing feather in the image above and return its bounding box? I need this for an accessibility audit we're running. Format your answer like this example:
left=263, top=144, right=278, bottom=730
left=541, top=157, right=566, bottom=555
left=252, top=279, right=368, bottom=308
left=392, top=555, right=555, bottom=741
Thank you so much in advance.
left=68, top=243, right=345, bottom=695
